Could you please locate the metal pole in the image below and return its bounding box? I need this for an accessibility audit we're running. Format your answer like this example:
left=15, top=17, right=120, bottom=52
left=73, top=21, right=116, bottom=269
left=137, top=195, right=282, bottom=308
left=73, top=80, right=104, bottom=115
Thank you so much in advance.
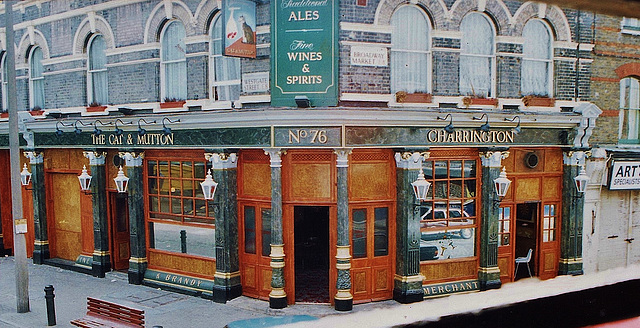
left=5, top=0, right=30, bottom=313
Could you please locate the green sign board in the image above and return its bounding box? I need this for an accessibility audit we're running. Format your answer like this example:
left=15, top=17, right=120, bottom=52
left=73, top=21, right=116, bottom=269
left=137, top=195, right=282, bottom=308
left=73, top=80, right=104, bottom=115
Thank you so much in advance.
left=423, top=280, right=480, bottom=298
left=271, top=0, right=338, bottom=107
left=274, top=126, right=341, bottom=147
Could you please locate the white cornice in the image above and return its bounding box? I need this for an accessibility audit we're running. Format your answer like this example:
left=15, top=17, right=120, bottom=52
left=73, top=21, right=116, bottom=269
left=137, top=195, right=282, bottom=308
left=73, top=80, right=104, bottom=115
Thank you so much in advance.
left=340, top=22, right=391, bottom=34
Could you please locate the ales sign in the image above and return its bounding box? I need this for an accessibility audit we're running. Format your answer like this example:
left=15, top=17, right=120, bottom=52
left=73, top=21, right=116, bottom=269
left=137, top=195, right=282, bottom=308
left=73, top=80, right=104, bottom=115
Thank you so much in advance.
left=271, top=0, right=338, bottom=107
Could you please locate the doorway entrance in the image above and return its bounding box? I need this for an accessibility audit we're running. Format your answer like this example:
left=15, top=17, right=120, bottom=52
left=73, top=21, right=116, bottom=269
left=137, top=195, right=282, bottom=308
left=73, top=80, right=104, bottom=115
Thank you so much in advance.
left=294, top=206, right=330, bottom=303
left=515, top=203, right=538, bottom=279
left=109, top=192, right=130, bottom=271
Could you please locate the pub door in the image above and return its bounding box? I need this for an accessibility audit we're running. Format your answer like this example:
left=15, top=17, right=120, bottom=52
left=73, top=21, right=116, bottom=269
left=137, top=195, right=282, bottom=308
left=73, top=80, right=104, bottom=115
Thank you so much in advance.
left=238, top=202, right=273, bottom=300
left=350, top=204, right=394, bottom=303
left=109, top=192, right=130, bottom=270
left=47, top=172, right=94, bottom=261
left=293, top=206, right=330, bottom=303
left=514, top=202, right=560, bottom=280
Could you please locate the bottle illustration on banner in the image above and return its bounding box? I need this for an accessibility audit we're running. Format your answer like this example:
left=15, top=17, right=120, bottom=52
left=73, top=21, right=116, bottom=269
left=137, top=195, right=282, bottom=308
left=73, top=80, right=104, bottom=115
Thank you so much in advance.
left=226, top=7, right=239, bottom=40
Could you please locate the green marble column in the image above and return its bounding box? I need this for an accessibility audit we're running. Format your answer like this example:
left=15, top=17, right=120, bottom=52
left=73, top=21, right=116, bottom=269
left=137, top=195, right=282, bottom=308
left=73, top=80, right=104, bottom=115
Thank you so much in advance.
left=84, top=151, right=111, bottom=278
left=265, top=148, right=287, bottom=309
left=478, top=150, right=509, bottom=290
left=122, top=151, right=147, bottom=284
left=559, top=150, right=587, bottom=276
left=334, top=148, right=353, bottom=311
left=393, top=151, right=428, bottom=304
left=207, top=152, right=242, bottom=303
left=24, top=151, right=49, bottom=264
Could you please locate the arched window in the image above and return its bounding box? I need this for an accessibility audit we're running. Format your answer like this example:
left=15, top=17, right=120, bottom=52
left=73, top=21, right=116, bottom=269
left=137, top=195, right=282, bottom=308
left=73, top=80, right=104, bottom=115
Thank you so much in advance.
left=459, top=13, right=495, bottom=97
left=620, top=77, right=640, bottom=142
left=391, top=5, right=431, bottom=94
left=88, top=34, right=108, bottom=105
left=161, top=20, right=187, bottom=101
left=29, top=46, right=45, bottom=109
left=522, top=20, right=553, bottom=96
left=1, top=54, right=7, bottom=111
left=210, top=13, right=240, bottom=101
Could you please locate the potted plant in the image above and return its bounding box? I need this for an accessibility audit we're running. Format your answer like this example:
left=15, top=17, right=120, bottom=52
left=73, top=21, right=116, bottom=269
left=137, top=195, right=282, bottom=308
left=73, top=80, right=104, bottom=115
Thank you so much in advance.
left=86, top=101, right=107, bottom=112
left=462, top=95, right=498, bottom=107
left=160, top=97, right=186, bottom=109
left=522, top=94, right=555, bottom=107
left=29, top=105, right=44, bottom=116
left=0, top=110, right=7, bottom=118
left=395, top=91, right=432, bottom=103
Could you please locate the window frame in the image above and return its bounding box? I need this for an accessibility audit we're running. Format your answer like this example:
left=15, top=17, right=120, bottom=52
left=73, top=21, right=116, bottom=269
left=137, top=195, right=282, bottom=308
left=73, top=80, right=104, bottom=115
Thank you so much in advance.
left=160, top=19, right=188, bottom=102
left=28, top=46, right=45, bottom=109
left=622, top=17, right=640, bottom=35
left=1, top=54, right=7, bottom=111
left=209, top=13, right=241, bottom=102
left=459, top=12, right=496, bottom=98
left=87, top=34, right=108, bottom=106
left=619, top=76, right=640, bottom=143
left=390, top=4, right=432, bottom=95
left=521, top=19, right=554, bottom=97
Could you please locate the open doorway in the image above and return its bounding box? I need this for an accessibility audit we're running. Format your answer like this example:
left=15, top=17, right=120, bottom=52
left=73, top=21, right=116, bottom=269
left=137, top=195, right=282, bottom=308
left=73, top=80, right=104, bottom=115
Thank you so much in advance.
left=294, top=206, right=330, bottom=303
left=109, top=192, right=129, bottom=271
left=515, top=202, right=538, bottom=280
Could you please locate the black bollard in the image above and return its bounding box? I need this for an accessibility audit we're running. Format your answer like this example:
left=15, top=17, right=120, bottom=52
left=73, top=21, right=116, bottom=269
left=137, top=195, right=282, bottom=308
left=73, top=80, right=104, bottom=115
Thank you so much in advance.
left=44, top=285, right=56, bottom=326
left=180, top=230, right=187, bottom=253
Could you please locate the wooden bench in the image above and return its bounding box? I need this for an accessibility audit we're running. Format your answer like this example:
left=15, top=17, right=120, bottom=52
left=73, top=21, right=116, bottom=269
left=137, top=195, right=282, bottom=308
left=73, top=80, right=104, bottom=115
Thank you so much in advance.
left=70, top=297, right=145, bottom=328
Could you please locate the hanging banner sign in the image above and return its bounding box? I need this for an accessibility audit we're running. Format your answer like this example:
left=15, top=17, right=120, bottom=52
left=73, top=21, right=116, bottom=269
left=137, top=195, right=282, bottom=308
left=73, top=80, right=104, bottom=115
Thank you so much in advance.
left=609, top=160, right=640, bottom=190
left=271, top=0, right=338, bottom=107
left=223, top=0, right=256, bottom=59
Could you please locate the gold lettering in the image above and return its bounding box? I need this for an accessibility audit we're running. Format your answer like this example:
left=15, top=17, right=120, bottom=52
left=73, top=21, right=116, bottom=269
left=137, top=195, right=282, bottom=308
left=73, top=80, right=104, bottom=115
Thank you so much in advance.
left=465, top=282, right=473, bottom=289
left=156, top=273, right=160, bottom=279
left=424, top=287, right=430, bottom=295
left=427, top=130, right=437, bottom=143
left=109, top=134, right=123, bottom=145
left=171, top=276, right=178, bottom=282
left=444, top=285, right=452, bottom=292
left=505, top=131, right=514, bottom=143
left=197, top=280, right=202, bottom=287
left=190, top=279, right=196, bottom=286
left=165, top=274, right=171, bottom=281
left=472, top=281, right=479, bottom=288
left=431, top=287, right=437, bottom=294
left=452, top=283, right=459, bottom=292
left=92, top=134, right=106, bottom=145
left=177, top=277, right=183, bottom=284
left=437, top=286, right=445, bottom=294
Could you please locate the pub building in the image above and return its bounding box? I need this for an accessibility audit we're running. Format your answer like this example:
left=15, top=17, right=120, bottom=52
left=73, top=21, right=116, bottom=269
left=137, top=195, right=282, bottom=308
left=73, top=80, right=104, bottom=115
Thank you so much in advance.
left=0, top=0, right=601, bottom=311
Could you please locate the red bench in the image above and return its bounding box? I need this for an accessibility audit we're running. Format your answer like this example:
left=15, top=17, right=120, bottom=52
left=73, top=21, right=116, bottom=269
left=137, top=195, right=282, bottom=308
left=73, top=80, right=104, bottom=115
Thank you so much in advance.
left=70, top=297, right=145, bottom=328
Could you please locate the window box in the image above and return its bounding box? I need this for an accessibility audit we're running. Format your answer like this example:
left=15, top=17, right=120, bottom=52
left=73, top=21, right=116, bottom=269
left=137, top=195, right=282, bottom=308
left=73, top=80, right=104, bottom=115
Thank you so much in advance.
left=462, top=96, right=498, bottom=107
left=0, top=112, right=7, bottom=118
left=395, top=92, right=432, bottom=103
left=522, top=96, right=555, bottom=107
left=29, top=110, right=45, bottom=116
left=160, top=100, right=186, bottom=109
left=86, top=105, right=107, bottom=112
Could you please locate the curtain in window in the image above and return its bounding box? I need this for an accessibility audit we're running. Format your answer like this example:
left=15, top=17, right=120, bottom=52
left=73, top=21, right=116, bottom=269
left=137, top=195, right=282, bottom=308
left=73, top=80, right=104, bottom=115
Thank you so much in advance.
left=30, top=47, right=45, bottom=109
left=391, top=6, right=430, bottom=94
left=89, top=35, right=108, bottom=105
left=620, top=77, right=640, bottom=140
left=162, top=20, right=187, bottom=100
left=211, top=15, right=240, bottom=101
left=460, top=13, right=494, bottom=97
left=522, top=20, right=552, bottom=96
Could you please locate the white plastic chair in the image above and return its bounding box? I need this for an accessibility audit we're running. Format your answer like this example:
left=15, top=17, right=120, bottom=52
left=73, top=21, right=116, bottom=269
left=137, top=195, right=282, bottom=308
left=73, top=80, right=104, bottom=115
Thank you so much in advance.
left=514, top=249, right=533, bottom=278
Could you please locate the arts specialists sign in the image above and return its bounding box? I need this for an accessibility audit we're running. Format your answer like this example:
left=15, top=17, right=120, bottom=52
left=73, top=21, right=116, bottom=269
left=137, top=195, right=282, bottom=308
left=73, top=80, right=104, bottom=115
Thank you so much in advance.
left=271, top=0, right=338, bottom=107
left=609, top=160, right=640, bottom=190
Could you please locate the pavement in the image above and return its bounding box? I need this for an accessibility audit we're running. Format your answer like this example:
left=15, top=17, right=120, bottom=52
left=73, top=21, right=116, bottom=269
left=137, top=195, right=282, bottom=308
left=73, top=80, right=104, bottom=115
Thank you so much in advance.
left=2, top=255, right=640, bottom=328
left=0, top=256, right=397, bottom=328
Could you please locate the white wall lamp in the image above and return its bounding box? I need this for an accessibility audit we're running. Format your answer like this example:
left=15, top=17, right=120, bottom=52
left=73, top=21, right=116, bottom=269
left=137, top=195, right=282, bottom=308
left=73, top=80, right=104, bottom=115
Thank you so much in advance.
left=77, top=165, right=93, bottom=194
left=114, top=166, right=130, bottom=193
left=411, top=170, right=431, bottom=202
left=574, top=165, right=590, bottom=194
left=493, top=167, right=512, bottom=201
left=200, top=169, right=218, bottom=200
left=20, top=163, right=32, bottom=187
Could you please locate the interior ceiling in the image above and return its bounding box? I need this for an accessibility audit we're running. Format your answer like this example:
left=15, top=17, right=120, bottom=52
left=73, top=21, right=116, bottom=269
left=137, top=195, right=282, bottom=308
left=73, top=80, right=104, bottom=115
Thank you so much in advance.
left=534, top=0, right=640, bottom=17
